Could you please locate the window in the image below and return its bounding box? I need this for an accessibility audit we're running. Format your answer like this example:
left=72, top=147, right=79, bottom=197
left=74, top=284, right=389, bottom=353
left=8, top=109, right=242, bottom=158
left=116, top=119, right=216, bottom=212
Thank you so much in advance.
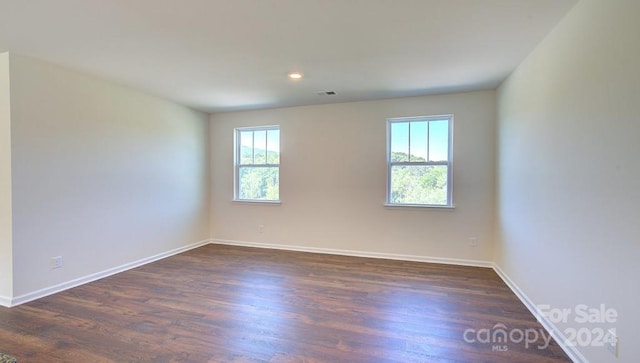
left=234, top=126, right=280, bottom=202
left=386, top=115, right=453, bottom=207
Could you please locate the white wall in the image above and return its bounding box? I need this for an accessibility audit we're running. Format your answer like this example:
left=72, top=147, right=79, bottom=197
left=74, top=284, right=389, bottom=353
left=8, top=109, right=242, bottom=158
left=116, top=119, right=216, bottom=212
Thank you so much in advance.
left=0, top=52, right=12, bottom=301
left=8, top=54, right=210, bottom=298
left=211, top=91, right=495, bottom=262
left=496, top=0, right=640, bottom=362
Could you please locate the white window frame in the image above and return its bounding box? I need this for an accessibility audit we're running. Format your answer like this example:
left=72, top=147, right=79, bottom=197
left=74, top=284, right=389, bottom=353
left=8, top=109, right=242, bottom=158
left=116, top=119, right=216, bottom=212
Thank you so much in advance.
left=385, top=115, right=454, bottom=208
left=234, top=125, right=280, bottom=203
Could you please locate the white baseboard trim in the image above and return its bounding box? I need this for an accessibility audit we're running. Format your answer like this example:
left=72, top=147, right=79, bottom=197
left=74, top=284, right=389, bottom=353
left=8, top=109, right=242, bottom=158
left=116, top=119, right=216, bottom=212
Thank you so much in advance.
left=211, top=238, right=493, bottom=268
left=8, top=239, right=211, bottom=307
left=492, top=263, right=588, bottom=363
left=0, top=295, right=11, bottom=308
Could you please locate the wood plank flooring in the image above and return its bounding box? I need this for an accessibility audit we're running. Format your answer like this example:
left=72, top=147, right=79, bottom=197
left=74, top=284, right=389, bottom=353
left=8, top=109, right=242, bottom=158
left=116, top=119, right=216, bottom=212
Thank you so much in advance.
left=0, top=244, right=570, bottom=362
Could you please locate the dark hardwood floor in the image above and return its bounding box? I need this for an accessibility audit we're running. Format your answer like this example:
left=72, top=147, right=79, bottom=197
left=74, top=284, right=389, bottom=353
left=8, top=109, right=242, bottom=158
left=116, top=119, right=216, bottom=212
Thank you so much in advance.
left=0, top=244, right=570, bottom=362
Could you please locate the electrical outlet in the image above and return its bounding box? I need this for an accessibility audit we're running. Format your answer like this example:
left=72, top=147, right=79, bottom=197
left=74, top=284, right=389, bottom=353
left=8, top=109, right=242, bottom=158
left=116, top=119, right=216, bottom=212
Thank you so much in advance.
left=258, top=224, right=265, bottom=234
left=51, top=256, right=63, bottom=269
left=606, top=329, right=618, bottom=357
left=469, top=237, right=478, bottom=247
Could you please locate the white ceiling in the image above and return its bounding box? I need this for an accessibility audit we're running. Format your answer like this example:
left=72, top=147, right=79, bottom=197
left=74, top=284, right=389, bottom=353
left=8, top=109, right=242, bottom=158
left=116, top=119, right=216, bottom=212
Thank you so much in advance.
left=0, top=0, right=576, bottom=113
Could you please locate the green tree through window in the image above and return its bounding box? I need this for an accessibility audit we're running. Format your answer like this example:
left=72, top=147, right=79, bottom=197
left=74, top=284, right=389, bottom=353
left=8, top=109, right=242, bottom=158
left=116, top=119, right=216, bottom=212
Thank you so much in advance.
left=235, top=126, right=280, bottom=201
left=387, top=116, right=453, bottom=206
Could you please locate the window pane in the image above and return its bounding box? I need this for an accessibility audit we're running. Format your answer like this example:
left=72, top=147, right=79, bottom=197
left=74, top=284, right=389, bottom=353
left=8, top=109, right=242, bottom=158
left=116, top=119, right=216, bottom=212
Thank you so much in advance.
left=390, top=165, right=448, bottom=205
left=254, top=130, right=267, bottom=164
left=409, top=121, right=427, bottom=162
left=390, top=122, right=409, bottom=162
left=428, top=120, right=449, bottom=162
left=266, top=129, right=280, bottom=164
left=239, top=166, right=279, bottom=200
left=239, top=131, right=254, bottom=165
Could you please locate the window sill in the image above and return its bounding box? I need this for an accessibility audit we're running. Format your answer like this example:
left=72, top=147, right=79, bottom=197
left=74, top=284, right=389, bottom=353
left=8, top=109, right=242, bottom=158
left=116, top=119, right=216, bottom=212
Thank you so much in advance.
left=232, top=199, right=281, bottom=205
left=384, top=203, right=455, bottom=210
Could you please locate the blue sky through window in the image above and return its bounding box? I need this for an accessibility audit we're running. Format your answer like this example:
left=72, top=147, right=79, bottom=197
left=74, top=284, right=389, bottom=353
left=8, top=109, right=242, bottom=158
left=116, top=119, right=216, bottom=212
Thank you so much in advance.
left=391, top=119, right=448, bottom=162
left=240, top=129, right=279, bottom=151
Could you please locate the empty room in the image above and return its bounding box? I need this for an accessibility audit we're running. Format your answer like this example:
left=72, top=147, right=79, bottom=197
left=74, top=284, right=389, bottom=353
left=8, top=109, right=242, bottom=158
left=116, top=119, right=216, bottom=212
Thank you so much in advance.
left=0, top=0, right=638, bottom=362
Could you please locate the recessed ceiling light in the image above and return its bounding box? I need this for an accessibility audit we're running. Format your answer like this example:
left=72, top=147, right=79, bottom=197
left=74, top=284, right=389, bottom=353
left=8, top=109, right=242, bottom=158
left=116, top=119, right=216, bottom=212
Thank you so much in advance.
left=288, top=71, right=303, bottom=80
